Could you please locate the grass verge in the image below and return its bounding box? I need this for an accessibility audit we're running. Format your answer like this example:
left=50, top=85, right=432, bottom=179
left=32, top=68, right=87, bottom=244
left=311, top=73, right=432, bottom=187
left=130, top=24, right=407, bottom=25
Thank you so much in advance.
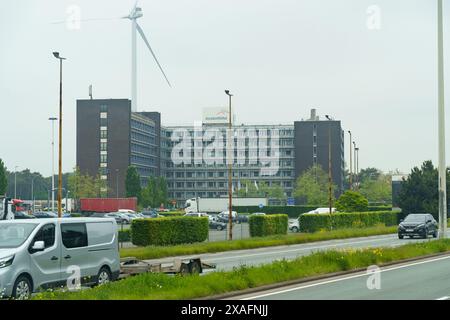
left=120, top=225, right=397, bottom=260
left=35, top=238, right=450, bottom=300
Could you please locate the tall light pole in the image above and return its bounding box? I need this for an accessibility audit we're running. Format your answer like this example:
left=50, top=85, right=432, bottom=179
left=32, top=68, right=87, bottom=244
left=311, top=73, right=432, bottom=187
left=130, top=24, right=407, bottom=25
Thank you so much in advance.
left=53, top=51, right=66, bottom=218
left=348, top=131, right=352, bottom=190
left=49, top=117, right=57, bottom=212
left=14, top=166, right=18, bottom=199
left=437, top=0, right=447, bottom=238
left=31, top=175, right=36, bottom=212
left=353, top=141, right=357, bottom=188
left=225, top=89, right=233, bottom=240
left=355, top=147, right=360, bottom=191
left=325, top=115, right=333, bottom=214
left=116, top=169, right=120, bottom=198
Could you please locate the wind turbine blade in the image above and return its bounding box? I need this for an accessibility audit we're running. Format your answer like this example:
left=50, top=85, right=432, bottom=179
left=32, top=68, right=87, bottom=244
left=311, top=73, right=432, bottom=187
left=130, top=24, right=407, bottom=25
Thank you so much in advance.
left=135, top=22, right=172, bottom=87
left=51, top=17, right=122, bottom=24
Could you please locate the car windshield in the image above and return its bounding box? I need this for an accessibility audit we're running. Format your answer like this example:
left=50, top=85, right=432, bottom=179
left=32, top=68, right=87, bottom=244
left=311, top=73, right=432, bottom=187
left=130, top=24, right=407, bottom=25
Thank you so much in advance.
left=404, top=215, right=426, bottom=222
left=0, top=223, right=38, bottom=248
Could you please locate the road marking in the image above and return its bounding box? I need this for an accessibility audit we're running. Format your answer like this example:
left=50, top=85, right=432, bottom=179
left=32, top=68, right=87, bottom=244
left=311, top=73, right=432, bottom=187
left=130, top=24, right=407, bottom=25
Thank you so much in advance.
left=205, top=235, right=397, bottom=262
left=241, top=254, right=450, bottom=300
left=437, top=296, right=449, bottom=300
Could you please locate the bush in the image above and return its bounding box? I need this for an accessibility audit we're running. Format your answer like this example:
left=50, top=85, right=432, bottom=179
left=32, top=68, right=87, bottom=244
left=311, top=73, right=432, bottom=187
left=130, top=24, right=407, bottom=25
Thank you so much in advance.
left=249, top=214, right=288, bottom=237
left=335, top=191, right=369, bottom=212
left=234, top=205, right=320, bottom=218
left=131, top=216, right=209, bottom=246
left=119, top=229, right=131, bottom=242
left=299, top=211, right=400, bottom=233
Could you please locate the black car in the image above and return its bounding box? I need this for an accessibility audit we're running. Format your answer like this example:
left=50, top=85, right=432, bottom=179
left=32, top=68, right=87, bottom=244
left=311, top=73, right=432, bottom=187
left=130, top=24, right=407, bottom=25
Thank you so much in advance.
left=14, top=211, right=36, bottom=219
left=209, top=219, right=227, bottom=231
left=398, top=213, right=438, bottom=239
left=33, top=211, right=58, bottom=218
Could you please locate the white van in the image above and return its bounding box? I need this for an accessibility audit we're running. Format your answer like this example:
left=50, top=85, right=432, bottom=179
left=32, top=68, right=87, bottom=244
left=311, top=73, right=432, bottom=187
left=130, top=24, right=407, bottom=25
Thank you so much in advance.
left=0, top=218, right=120, bottom=299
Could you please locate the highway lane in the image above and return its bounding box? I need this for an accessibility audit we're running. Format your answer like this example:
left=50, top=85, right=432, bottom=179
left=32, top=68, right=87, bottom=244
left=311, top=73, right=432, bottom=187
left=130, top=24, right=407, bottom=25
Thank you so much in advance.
left=232, top=254, right=450, bottom=300
left=143, top=231, right=450, bottom=272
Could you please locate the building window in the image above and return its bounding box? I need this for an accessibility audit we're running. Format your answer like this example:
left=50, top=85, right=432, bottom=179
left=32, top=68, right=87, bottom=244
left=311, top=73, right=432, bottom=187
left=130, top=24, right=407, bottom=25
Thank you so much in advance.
left=100, top=129, right=108, bottom=139
left=100, top=142, right=107, bottom=151
left=100, top=118, right=107, bottom=126
left=100, top=105, right=108, bottom=112
left=100, top=154, right=107, bottom=163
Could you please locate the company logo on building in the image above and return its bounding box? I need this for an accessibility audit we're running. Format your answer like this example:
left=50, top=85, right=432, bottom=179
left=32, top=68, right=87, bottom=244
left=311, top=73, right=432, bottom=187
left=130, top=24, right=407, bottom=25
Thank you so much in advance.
left=202, top=107, right=229, bottom=124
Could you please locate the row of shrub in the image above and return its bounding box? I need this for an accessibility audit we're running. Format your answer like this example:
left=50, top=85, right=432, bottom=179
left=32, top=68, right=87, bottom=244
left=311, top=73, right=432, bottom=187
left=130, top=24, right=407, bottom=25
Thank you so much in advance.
left=131, top=216, right=209, bottom=246
left=234, top=205, right=393, bottom=218
left=249, top=214, right=288, bottom=237
left=299, top=211, right=400, bottom=233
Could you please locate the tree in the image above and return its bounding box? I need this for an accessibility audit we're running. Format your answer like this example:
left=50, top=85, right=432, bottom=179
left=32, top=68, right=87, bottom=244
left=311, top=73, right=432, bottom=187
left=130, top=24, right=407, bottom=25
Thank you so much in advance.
left=156, top=176, right=168, bottom=207
left=335, top=190, right=369, bottom=212
left=68, top=167, right=105, bottom=199
left=358, top=167, right=381, bottom=184
left=0, top=159, right=7, bottom=195
left=293, top=165, right=336, bottom=205
left=140, top=179, right=155, bottom=208
left=398, top=161, right=443, bottom=219
left=359, top=173, right=392, bottom=203
left=125, top=166, right=141, bottom=201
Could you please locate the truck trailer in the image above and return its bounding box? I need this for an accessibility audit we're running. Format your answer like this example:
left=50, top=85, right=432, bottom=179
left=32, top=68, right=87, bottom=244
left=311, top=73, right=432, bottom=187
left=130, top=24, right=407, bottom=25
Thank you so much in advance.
left=80, top=197, right=137, bottom=213
left=184, top=197, right=267, bottom=214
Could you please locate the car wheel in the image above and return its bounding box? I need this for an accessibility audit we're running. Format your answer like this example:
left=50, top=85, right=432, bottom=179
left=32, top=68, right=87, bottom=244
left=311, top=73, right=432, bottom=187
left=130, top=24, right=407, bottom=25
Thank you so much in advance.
left=96, top=267, right=112, bottom=286
left=189, top=260, right=202, bottom=274
left=217, top=225, right=223, bottom=231
left=12, top=275, right=32, bottom=300
left=179, top=263, right=190, bottom=276
left=291, top=227, right=299, bottom=233
left=433, top=230, right=438, bottom=238
left=422, top=229, right=428, bottom=239
left=398, top=234, right=404, bottom=239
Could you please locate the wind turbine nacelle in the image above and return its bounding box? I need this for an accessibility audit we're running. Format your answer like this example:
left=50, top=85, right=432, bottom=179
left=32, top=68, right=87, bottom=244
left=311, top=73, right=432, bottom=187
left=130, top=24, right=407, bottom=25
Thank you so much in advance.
left=133, top=7, right=143, bottom=19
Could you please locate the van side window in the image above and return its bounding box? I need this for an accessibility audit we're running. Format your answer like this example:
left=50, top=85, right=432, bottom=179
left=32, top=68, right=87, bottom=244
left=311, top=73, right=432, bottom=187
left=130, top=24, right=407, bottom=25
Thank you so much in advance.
left=61, top=223, right=88, bottom=248
left=33, top=224, right=55, bottom=248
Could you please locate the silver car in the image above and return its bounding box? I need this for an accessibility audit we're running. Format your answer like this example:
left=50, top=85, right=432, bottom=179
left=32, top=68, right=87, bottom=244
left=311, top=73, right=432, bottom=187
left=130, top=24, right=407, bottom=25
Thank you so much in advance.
left=0, top=218, right=120, bottom=299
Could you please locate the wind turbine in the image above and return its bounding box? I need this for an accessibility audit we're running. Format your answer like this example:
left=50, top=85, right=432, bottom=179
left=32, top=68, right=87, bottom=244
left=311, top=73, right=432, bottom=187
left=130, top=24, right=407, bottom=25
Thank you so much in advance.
left=123, top=2, right=171, bottom=111
left=53, top=2, right=171, bottom=112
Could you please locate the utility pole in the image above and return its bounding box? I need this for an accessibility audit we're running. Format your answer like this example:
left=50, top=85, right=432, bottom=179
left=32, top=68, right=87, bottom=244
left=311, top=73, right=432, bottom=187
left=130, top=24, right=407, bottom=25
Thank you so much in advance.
left=53, top=51, right=66, bottom=218
left=225, top=90, right=233, bottom=240
left=14, top=166, right=18, bottom=199
left=353, top=141, right=357, bottom=190
left=348, top=131, right=352, bottom=190
left=437, top=0, right=447, bottom=238
left=49, top=117, right=57, bottom=212
left=355, top=147, right=360, bottom=191
left=325, top=115, right=333, bottom=214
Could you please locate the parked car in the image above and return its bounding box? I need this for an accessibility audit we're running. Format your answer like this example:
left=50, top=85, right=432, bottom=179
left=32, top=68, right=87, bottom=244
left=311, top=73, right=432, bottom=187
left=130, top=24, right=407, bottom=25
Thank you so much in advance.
left=0, top=218, right=120, bottom=299
left=209, top=218, right=227, bottom=231
left=305, top=208, right=336, bottom=214
left=141, top=211, right=162, bottom=218
left=217, top=211, right=239, bottom=223
left=289, top=219, right=300, bottom=233
left=14, top=211, right=36, bottom=219
left=184, top=212, right=209, bottom=218
left=103, top=213, right=126, bottom=224
left=33, top=212, right=58, bottom=219
left=398, top=213, right=438, bottom=239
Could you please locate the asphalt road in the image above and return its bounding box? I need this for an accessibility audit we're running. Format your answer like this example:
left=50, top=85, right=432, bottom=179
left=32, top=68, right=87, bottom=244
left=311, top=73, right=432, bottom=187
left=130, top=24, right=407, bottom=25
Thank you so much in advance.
left=232, top=254, right=450, bottom=300
left=143, top=231, right=450, bottom=272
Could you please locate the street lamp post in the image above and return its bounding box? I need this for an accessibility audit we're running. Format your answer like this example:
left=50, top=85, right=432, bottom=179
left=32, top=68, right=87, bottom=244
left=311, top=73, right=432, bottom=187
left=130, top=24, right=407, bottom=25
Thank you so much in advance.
left=53, top=51, right=66, bottom=218
left=14, top=166, right=18, bottom=199
left=325, top=115, right=333, bottom=214
left=116, top=169, right=120, bottom=198
left=225, top=89, right=233, bottom=240
left=353, top=141, right=357, bottom=189
left=355, top=147, right=360, bottom=190
left=437, top=0, right=447, bottom=239
left=49, top=117, right=57, bottom=212
left=348, top=131, right=352, bottom=190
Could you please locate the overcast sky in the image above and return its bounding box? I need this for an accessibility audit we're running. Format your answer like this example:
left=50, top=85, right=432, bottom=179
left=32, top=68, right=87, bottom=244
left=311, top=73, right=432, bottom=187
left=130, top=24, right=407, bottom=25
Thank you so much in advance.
left=1, top=0, right=449, bottom=176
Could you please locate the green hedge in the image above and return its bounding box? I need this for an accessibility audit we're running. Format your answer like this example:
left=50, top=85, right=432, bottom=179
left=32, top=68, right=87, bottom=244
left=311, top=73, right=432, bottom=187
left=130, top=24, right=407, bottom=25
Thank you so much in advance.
left=234, top=206, right=319, bottom=218
left=249, top=214, right=288, bottom=237
left=119, top=229, right=131, bottom=242
left=131, top=217, right=209, bottom=246
left=299, top=211, right=400, bottom=233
